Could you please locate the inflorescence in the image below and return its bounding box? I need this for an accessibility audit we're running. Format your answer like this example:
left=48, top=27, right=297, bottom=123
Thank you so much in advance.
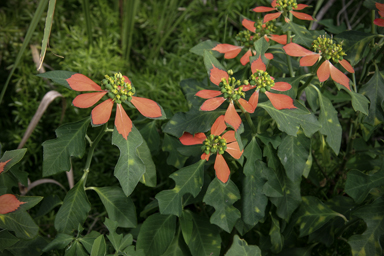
left=219, top=70, right=245, bottom=101
left=101, top=72, right=136, bottom=104
left=275, top=0, right=298, bottom=11
left=202, top=134, right=227, bottom=155
left=248, top=70, right=275, bottom=93
left=312, top=35, right=346, bottom=63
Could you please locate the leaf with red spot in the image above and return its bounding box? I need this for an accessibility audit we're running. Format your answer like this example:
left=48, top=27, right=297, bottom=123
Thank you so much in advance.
left=204, top=51, right=228, bottom=86
left=37, top=70, right=77, bottom=89
left=0, top=149, right=27, bottom=175
left=190, top=40, right=222, bottom=57
left=250, top=37, right=271, bottom=73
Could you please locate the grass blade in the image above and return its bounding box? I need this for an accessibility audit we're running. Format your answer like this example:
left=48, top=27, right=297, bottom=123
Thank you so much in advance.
left=38, top=0, right=56, bottom=70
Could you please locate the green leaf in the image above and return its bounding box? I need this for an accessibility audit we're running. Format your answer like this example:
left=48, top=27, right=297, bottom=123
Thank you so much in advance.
left=104, top=218, right=127, bottom=251
left=37, top=70, right=77, bottom=89
left=78, top=231, right=100, bottom=254
left=317, top=19, right=347, bottom=34
left=317, top=90, right=342, bottom=155
left=35, top=194, right=62, bottom=218
left=6, top=235, right=48, bottom=256
left=54, top=174, right=91, bottom=234
left=203, top=50, right=226, bottom=73
left=163, top=108, right=224, bottom=138
left=203, top=178, right=241, bottom=232
left=190, top=40, right=221, bottom=57
left=42, top=118, right=90, bottom=176
left=0, top=210, right=39, bottom=239
left=278, top=133, right=311, bottom=182
left=250, top=37, right=270, bottom=67
left=345, top=168, right=384, bottom=204
left=0, top=148, right=27, bottom=175
left=0, top=230, right=19, bottom=252
left=225, top=235, right=261, bottom=256
left=179, top=78, right=211, bottom=108
left=269, top=214, right=284, bottom=254
left=264, top=168, right=301, bottom=220
left=243, top=137, right=262, bottom=162
left=335, top=31, right=377, bottom=66
left=90, top=235, right=106, bottom=256
left=259, top=101, right=321, bottom=137
left=43, top=233, right=74, bottom=252
left=346, top=90, right=370, bottom=115
left=160, top=232, right=191, bottom=256
left=360, top=71, right=384, bottom=125
left=112, top=125, right=146, bottom=197
left=294, top=196, right=347, bottom=237
left=348, top=196, right=384, bottom=256
left=282, top=22, right=324, bottom=48
left=137, top=138, right=157, bottom=187
left=162, top=134, right=189, bottom=169
left=156, top=160, right=205, bottom=217
left=65, top=240, right=88, bottom=256
left=180, top=210, right=221, bottom=256
left=92, top=186, right=137, bottom=228
left=136, top=213, right=177, bottom=256
left=140, top=121, right=161, bottom=155
left=38, top=0, right=56, bottom=70
left=241, top=143, right=268, bottom=226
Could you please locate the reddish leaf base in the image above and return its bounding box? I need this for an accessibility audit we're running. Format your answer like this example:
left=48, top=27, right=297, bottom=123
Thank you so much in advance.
left=0, top=194, right=25, bottom=214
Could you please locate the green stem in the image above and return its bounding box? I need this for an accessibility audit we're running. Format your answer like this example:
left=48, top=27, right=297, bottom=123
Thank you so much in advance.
left=372, top=10, right=376, bottom=36
left=296, top=60, right=323, bottom=98
left=286, top=13, right=294, bottom=77
left=235, top=100, right=257, bottom=135
left=84, top=124, right=107, bottom=171
left=352, top=73, right=357, bottom=93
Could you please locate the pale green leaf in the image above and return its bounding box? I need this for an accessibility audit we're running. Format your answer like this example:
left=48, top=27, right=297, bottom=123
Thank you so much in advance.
left=225, top=235, right=261, bottom=256
left=90, top=235, right=106, bottom=256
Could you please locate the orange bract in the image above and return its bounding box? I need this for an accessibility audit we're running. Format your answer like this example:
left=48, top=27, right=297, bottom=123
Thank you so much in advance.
left=0, top=194, right=25, bottom=214
left=67, top=73, right=162, bottom=139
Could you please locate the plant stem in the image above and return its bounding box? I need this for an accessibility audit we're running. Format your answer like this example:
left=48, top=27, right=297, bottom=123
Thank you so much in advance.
left=286, top=13, right=294, bottom=77
left=296, top=60, right=323, bottom=98
left=84, top=124, right=107, bottom=172
left=235, top=100, right=257, bottom=135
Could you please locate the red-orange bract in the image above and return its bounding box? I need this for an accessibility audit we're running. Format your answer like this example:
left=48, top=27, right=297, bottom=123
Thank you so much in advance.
left=0, top=194, right=25, bottom=214
left=67, top=74, right=162, bottom=139
left=179, top=115, right=243, bottom=183
left=0, top=159, right=11, bottom=174
left=374, top=2, right=384, bottom=27
left=253, top=0, right=313, bottom=23
left=195, top=66, right=253, bottom=131
left=283, top=43, right=354, bottom=90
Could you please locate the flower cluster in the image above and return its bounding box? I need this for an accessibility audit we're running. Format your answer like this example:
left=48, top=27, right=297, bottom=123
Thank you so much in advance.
left=67, top=72, right=162, bottom=139
left=179, top=115, right=243, bottom=183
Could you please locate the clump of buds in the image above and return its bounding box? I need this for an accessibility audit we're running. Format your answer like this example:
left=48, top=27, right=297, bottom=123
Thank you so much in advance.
left=101, top=72, right=136, bottom=104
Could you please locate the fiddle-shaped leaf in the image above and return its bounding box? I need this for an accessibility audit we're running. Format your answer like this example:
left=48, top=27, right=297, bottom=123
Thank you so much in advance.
left=137, top=138, right=157, bottom=188
left=203, top=178, right=241, bottom=232
left=156, top=160, right=205, bottom=217
left=54, top=173, right=91, bottom=234
left=42, top=118, right=90, bottom=176
left=190, top=40, right=221, bottom=57
left=295, top=196, right=347, bottom=237
left=225, top=235, right=261, bottom=256
left=136, top=213, right=177, bottom=256
left=112, top=125, right=146, bottom=197
left=91, top=186, right=137, bottom=228
left=348, top=196, right=384, bottom=256
left=104, top=218, right=134, bottom=253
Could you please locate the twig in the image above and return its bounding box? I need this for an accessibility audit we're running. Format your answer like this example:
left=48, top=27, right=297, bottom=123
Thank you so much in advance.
left=341, top=0, right=352, bottom=30
left=337, top=0, right=353, bottom=27
left=311, top=0, right=337, bottom=30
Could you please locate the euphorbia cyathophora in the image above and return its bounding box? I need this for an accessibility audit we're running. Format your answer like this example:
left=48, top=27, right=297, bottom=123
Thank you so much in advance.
left=196, top=67, right=253, bottom=131
left=283, top=35, right=354, bottom=90
left=243, top=69, right=296, bottom=111
left=67, top=72, right=162, bottom=139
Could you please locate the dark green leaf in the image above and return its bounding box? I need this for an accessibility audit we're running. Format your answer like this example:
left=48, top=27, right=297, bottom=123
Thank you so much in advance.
left=0, top=210, right=39, bottom=239
left=140, top=121, right=161, bottom=155
left=225, top=235, right=261, bottom=256
left=136, top=213, right=177, bottom=256
left=317, top=19, right=347, bottom=34
left=180, top=211, right=221, bottom=256
left=345, top=168, right=384, bottom=204
left=42, top=118, right=90, bottom=176
left=203, top=50, right=226, bottom=73
left=156, top=160, right=205, bottom=216
left=92, top=186, right=137, bottom=228
left=282, top=22, right=324, bottom=48
left=360, top=71, right=384, bottom=125
left=17, top=196, right=43, bottom=211
left=348, top=196, right=384, bottom=256
left=6, top=235, right=48, bottom=256
left=278, top=133, right=311, bottom=182
left=162, top=134, right=189, bottom=169
left=0, top=230, right=19, bottom=252
left=344, top=90, right=370, bottom=115
left=43, top=233, right=73, bottom=252
left=37, top=70, right=77, bottom=89
left=270, top=214, right=283, bottom=254
left=77, top=231, right=100, bottom=254
left=112, top=125, right=146, bottom=197
left=65, top=240, right=88, bottom=256
left=203, top=178, right=241, bottom=232
left=35, top=194, right=62, bottom=218
left=160, top=231, right=191, bottom=256
left=259, top=101, right=321, bottom=137
left=137, top=139, right=157, bottom=188
left=54, top=174, right=91, bottom=234
left=104, top=218, right=127, bottom=251
left=0, top=148, right=27, bottom=175
left=295, top=196, right=347, bottom=237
